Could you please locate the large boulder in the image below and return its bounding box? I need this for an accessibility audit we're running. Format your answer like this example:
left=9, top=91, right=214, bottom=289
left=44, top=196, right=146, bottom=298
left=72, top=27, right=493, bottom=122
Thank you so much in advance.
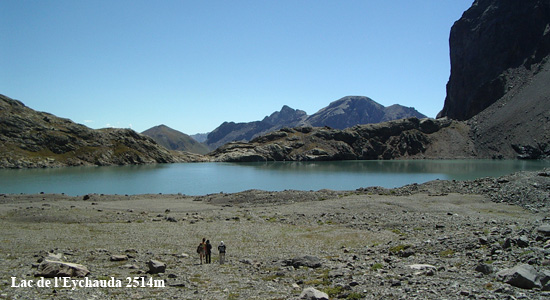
left=36, top=260, right=90, bottom=278
left=497, top=264, right=544, bottom=289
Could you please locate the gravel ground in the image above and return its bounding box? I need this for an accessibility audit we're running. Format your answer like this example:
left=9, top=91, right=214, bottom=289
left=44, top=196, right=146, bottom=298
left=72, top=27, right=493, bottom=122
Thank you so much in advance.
left=0, top=168, right=549, bottom=299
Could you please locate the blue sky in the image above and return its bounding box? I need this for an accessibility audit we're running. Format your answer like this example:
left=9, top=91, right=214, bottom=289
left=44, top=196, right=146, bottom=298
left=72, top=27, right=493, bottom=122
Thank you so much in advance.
left=1, top=0, right=473, bottom=134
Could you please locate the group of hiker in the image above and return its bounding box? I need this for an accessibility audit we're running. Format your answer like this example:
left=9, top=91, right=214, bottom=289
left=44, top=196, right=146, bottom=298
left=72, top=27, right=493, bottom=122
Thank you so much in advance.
left=196, top=238, right=226, bottom=264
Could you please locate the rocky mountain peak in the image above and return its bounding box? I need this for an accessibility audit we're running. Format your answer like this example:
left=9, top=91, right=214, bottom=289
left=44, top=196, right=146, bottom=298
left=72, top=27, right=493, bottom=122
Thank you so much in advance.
left=262, top=105, right=307, bottom=125
left=305, top=96, right=426, bottom=129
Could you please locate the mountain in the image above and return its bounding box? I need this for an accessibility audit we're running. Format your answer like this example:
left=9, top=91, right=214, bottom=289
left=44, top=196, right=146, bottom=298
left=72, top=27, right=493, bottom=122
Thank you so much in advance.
left=304, top=96, right=426, bottom=129
left=205, top=97, right=426, bottom=149
left=190, top=133, right=208, bottom=143
left=142, top=125, right=210, bottom=154
left=205, top=105, right=308, bottom=149
left=0, top=94, right=205, bottom=168
left=438, top=0, right=550, bottom=159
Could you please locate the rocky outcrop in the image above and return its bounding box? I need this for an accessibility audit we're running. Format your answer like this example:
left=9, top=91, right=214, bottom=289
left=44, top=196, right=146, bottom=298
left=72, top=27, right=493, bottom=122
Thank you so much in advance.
left=439, top=0, right=550, bottom=121
left=142, top=125, right=210, bottom=154
left=209, top=117, right=475, bottom=162
left=0, top=94, right=204, bottom=168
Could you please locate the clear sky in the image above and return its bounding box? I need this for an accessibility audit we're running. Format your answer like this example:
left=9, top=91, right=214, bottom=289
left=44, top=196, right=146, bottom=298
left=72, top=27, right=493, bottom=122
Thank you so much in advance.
left=1, top=0, right=474, bottom=134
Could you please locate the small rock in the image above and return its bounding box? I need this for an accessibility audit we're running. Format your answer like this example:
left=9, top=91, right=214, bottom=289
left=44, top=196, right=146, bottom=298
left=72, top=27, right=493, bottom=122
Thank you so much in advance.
left=110, top=255, right=128, bottom=261
left=284, top=256, right=322, bottom=269
left=120, top=264, right=139, bottom=269
left=537, top=225, right=550, bottom=236
left=475, top=264, right=493, bottom=275
left=503, top=238, right=512, bottom=249
left=175, top=253, right=189, bottom=259
left=398, top=248, right=415, bottom=258
left=408, top=264, right=436, bottom=271
left=299, top=287, right=329, bottom=300
left=515, top=236, right=530, bottom=248
left=147, top=259, right=166, bottom=274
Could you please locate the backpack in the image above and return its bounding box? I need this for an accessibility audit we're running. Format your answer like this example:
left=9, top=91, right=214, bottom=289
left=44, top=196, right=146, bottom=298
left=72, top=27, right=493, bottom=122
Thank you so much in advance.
left=218, top=244, right=226, bottom=253
left=196, top=244, right=203, bottom=254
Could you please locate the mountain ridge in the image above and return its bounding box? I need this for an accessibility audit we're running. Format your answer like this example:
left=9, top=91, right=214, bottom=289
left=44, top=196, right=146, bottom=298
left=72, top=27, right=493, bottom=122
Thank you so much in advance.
left=0, top=94, right=204, bottom=168
left=204, top=96, right=426, bottom=149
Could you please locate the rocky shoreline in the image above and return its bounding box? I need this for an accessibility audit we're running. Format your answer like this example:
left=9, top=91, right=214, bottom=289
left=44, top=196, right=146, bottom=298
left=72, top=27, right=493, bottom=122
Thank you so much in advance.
left=0, top=168, right=549, bottom=299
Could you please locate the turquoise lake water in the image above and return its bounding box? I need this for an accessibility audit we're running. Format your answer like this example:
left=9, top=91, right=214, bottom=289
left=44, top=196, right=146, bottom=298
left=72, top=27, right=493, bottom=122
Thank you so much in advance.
left=1, top=160, right=549, bottom=196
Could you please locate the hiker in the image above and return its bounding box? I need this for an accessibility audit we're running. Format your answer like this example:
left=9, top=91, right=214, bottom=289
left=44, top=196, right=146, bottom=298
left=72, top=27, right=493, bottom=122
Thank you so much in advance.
left=196, top=238, right=206, bottom=264
left=205, top=240, right=212, bottom=264
left=218, top=241, right=226, bottom=264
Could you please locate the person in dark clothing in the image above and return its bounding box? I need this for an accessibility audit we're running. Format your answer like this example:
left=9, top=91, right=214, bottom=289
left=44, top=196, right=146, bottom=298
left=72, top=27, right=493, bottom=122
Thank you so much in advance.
left=205, top=240, right=212, bottom=264
left=218, top=241, right=226, bottom=264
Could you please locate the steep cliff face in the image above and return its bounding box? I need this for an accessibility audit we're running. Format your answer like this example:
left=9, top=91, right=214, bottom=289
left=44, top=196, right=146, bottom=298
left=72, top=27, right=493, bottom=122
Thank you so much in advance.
left=439, top=0, right=550, bottom=121
left=0, top=95, right=201, bottom=168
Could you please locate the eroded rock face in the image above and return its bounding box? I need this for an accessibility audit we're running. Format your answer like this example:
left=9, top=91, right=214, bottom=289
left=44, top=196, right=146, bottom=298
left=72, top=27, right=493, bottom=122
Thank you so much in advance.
left=439, top=0, right=550, bottom=121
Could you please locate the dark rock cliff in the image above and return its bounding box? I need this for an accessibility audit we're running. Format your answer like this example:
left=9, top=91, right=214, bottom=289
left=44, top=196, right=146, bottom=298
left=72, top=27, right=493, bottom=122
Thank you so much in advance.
left=439, top=0, right=550, bottom=120
left=438, top=0, right=550, bottom=159
left=0, top=95, right=202, bottom=168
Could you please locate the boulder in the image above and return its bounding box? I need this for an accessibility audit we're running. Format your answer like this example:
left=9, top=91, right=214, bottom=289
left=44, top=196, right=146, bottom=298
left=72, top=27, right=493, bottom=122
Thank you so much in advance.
left=475, top=264, right=494, bottom=275
left=110, top=255, right=128, bottom=261
left=299, top=287, right=329, bottom=300
left=147, top=259, right=166, bottom=274
left=541, top=270, right=550, bottom=291
left=538, top=224, right=550, bottom=236
left=497, top=264, right=542, bottom=289
left=515, top=236, right=530, bottom=248
left=36, top=260, right=90, bottom=278
left=408, top=264, right=436, bottom=271
left=284, top=256, right=322, bottom=269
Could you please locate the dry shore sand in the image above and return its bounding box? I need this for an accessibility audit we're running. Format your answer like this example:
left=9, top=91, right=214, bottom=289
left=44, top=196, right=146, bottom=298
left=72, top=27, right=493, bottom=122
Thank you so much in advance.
left=1, top=171, right=549, bottom=299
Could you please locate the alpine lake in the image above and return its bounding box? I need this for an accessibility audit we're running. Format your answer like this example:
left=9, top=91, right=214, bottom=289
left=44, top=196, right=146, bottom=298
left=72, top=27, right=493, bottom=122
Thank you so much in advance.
left=1, top=160, right=550, bottom=196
